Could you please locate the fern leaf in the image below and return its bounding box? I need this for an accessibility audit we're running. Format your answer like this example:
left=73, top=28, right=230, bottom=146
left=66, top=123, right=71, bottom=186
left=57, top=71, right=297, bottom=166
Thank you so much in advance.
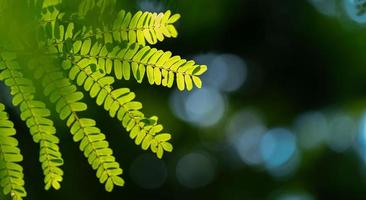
left=40, top=64, right=124, bottom=191
left=0, top=53, right=64, bottom=190
left=0, top=1, right=206, bottom=197
left=63, top=57, right=173, bottom=158
left=0, top=103, right=26, bottom=200
left=67, top=39, right=206, bottom=91
left=39, top=6, right=68, bottom=46
left=81, top=10, right=180, bottom=45
left=40, top=6, right=64, bottom=27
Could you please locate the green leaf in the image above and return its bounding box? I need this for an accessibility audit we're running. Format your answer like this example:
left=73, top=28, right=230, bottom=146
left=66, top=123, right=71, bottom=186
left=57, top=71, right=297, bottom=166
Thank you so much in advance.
left=153, top=67, right=161, bottom=85
left=112, top=176, right=124, bottom=186
left=184, top=75, right=193, bottom=91
left=81, top=39, right=92, bottom=55
left=114, top=60, right=123, bottom=79
left=146, top=65, right=154, bottom=84
left=105, top=178, right=114, bottom=192
left=176, top=73, right=185, bottom=91
left=167, top=25, right=178, bottom=37
left=129, top=11, right=143, bottom=29
left=168, top=13, right=181, bottom=24
left=162, top=142, right=173, bottom=152
left=155, top=133, right=171, bottom=142
left=52, top=180, right=61, bottom=190
left=65, top=23, right=74, bottom=40
left=192, top=76, right=202, bottom=88
left=141, top=135, right=153, bottom=150
left=157, top=145, right=164, bottom=159
left=122, top=61, right=130, bottom=80
left=193, top=65, right=208, bottom=76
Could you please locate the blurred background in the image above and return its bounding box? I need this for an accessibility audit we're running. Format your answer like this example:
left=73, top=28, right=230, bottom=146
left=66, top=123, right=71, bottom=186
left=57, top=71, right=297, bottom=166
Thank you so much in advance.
left=4, top=0, right=366, bottom=199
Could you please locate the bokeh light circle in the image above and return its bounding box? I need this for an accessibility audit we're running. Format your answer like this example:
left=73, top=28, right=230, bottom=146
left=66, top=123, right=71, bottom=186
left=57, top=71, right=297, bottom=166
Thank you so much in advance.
left=308, top=0, right=338, bottom=16
left=226, top=110, right=266, bottom=165
left=274, top=191, right=315, bottom=200
left=344, top=0, right=366, bottom=23
left=356, top=111, right=366, bottom=163
left=176, top=152, right=216, bottom=188
left=170, top=87, right=226, bottom=127
left=260, top=128, right=297, bottom=169
left=129, top=154, right=167, bottom=189
left=194, top=53, right=247, bottom=92
left=294, top=111, right=328, bottom=150
left=327, top=113, right=357, bottom=152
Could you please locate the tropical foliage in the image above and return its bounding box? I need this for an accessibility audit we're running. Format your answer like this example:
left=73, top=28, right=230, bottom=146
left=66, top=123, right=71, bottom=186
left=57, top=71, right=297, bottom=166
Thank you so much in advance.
left=0, top=0, right=206, bottom=199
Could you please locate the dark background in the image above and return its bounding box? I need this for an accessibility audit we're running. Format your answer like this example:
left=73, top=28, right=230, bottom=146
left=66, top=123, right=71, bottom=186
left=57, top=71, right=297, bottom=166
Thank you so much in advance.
left=3, top=0, right=366, bottom=199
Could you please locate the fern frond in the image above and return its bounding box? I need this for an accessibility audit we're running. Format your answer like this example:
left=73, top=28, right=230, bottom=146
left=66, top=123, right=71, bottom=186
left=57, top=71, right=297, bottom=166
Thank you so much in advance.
left=62, top=58, right=173, bottom=158
left=40, top=64, right=124, bottom=191
left=0, top=103, right=26, bottom=200
left=67, top=39, right=207, bottom=91
left=45, top=24, right=206, bottom=92
left=0, top=0, right=206, bottom=197
left=0, top=53, right=64, bottom=190
left=40, top=5, right=64, bottom=27
left=81, top=10, right=180, bottom=46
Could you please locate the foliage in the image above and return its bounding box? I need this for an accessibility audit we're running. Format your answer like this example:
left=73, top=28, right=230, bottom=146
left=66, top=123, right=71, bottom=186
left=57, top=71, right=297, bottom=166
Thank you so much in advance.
left=0, top=0, right=206, bottom=199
